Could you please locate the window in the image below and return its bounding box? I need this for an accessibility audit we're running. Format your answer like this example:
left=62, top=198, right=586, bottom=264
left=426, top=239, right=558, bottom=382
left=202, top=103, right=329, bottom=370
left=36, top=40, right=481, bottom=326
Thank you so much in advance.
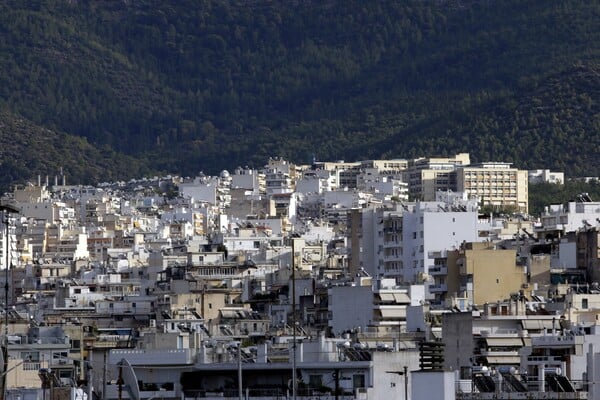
left=20, top=351, right=40, bottom=362
left=59, top=370, right=72, bottom=379
left=353, top=374, right=365, bottom=389
left=253, top=241, right=261, bottom=249
left=53, top=351, right=69, bottom=360
left=582, top=298, right=588, bottom=309
left=309, top=375, right=323, bottom=388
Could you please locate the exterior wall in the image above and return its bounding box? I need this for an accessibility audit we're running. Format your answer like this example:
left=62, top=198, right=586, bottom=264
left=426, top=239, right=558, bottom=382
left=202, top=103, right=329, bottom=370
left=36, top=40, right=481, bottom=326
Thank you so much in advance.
left=6, top=359, right=50, bottom=389
left=369, top=351, right=420, bottom=400
left=360, top=209, right=378, bottom=278
left=412, top=371, right=456, bottom=400
left=456, top=165, right=529, bottom=212
left=529, top=169, right=564, bottom=185
left=328, top=285, right=373, bottom=334
left=347, top=209, right=363, bottom=278
left=530, top=254, right=551, bottom=286
left=402, top=206, right=479, bottom=285
left=295, top=177, right=322, bottom=194
left=588, top=343, right=600, bottom=400
left=179, top=182, right=217, bottom=204
left=558, top=240, right=577, bottom=269
left=462, top=244, right=525, bottom=305
left=442, top=312, right=474, bottom=375
left=577, top=229, right=600, bottom=283
left=407, top=153, right=470, bottom=201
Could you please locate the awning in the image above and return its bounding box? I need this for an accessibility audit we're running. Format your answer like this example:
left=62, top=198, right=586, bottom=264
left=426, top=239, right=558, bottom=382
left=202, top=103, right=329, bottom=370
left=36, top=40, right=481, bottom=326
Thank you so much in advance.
left=485, top=356, right=521, bottom=364
left=521, top=320, right=555, bottom=330
left=379, top=308, right=406, bottom=319
left=220, top=309, right=247, bottom=318
left=485, top=338, right=523, bottom=347
left=378, top=293, right=395, bottom=302
left=393, top=293, right=411, bottom=303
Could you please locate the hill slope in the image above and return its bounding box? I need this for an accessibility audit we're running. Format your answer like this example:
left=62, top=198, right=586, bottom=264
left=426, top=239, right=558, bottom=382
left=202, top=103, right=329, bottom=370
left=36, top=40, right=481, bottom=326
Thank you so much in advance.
left=0, top=0, right=599, bottom=190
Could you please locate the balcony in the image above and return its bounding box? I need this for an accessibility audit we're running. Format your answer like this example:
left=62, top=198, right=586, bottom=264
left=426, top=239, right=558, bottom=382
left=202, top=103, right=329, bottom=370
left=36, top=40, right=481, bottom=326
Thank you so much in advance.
left=429, top=265, right=447, bottom=276
left=384, top=254, right=402, bottom=262
left=479, top=350, right=520, bottom=357
left=531, top=335, right=583, bottom=348
left=429, top=283, right=447, bottom=293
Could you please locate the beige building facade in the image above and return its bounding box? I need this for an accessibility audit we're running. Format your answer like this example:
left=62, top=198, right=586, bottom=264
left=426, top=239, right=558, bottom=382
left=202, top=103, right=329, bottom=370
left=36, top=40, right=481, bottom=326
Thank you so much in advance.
left=447, top=242, right=526, bottom=306
left=456, top=163, right=528, bottom=212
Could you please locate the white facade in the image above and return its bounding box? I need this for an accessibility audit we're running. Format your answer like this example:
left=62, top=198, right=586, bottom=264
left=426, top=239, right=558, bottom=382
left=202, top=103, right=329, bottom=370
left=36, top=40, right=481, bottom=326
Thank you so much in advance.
left=231, top=167, right=264, bottom=194
left=402, top=202, right=480, bottom=284
left=328, top=284, right=373, bottom=334
left=537, top=201, right=600, bottom=234
left=529, top=169, right=565, bottom=185
left=412, top=371, right=456, bottom=400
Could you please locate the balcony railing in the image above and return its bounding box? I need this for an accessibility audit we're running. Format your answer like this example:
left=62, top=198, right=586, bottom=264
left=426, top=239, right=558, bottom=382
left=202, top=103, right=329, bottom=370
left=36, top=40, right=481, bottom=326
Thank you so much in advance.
left=429, top=283, right=447, bottom=293
left=429, top=265, right=448, bottom=275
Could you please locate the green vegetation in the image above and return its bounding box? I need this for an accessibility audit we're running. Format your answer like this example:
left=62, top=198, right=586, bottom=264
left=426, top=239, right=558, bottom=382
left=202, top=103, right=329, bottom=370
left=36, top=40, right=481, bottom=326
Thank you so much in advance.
left=529, top=181, right=600, bottom=216
left=0, top=0, right=598, bottom=192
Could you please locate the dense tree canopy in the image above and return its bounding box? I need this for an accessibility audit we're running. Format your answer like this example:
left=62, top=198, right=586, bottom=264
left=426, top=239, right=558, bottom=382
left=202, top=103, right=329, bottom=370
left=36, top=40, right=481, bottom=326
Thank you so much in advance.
left=0, top=0, right=598, bottom=192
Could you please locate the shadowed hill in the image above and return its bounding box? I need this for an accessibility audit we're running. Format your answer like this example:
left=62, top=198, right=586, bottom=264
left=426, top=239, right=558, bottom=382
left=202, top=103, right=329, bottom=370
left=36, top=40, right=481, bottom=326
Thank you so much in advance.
left=0, top=0, right=598, bottom=190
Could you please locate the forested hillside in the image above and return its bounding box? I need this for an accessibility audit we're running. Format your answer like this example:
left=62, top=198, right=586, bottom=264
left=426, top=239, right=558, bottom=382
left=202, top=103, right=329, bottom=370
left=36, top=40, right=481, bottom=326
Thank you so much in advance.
left=0, top=0, right=598, bottom=191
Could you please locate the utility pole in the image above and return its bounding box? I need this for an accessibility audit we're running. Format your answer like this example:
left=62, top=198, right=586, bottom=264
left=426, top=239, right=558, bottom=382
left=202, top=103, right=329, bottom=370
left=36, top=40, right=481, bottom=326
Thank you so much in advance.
left=291, top=238, right=297, bottom=400
left=237, top=343, right=242, bottom=400
left=403, top=365, right=408, bottom=400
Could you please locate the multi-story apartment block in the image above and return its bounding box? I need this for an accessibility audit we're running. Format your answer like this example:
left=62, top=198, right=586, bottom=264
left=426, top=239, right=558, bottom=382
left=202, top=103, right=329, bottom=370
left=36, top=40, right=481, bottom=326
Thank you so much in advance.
left=456, top=162, right=529, bottom=212
left=577, top=227, right=600, bottom=283
left=312, top=160, right=362, bottom=190
left=436, top=242, right=526, bottom=307
left=529, top=169, right=565, bottom=185
left=231, top=166, right=266, bottom=194
left=360, top=159, right=409, bottom=174
left=535, top=199, right=600, bottom=238
left=349, top=195, right=484, bottom=293
left=405, top=154, right=529, bottom=212
left=406, top=153, right=470, bottom=200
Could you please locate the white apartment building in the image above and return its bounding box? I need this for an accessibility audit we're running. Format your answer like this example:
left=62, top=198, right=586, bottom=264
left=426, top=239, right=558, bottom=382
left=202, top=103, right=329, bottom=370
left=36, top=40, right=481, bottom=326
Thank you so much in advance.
left=529, top=169, right=565, bottom=185
left=312, top=160, right=362, bottom=190
left=401, top=201, right=480, bottom=285
left=357, top=168, right=409, bottom=201
left=535, top=200, right=600, bottom=236
left=231, top=166, right=265, bottom=194
left=179, top=176, right=231, bottom=208
left=350, top=197, right=483, bottom=292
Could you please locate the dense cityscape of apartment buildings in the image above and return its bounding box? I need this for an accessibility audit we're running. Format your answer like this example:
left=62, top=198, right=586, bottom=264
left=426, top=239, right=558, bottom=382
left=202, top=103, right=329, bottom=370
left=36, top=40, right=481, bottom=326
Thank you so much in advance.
left=1, top=153, right=599, bottom=400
